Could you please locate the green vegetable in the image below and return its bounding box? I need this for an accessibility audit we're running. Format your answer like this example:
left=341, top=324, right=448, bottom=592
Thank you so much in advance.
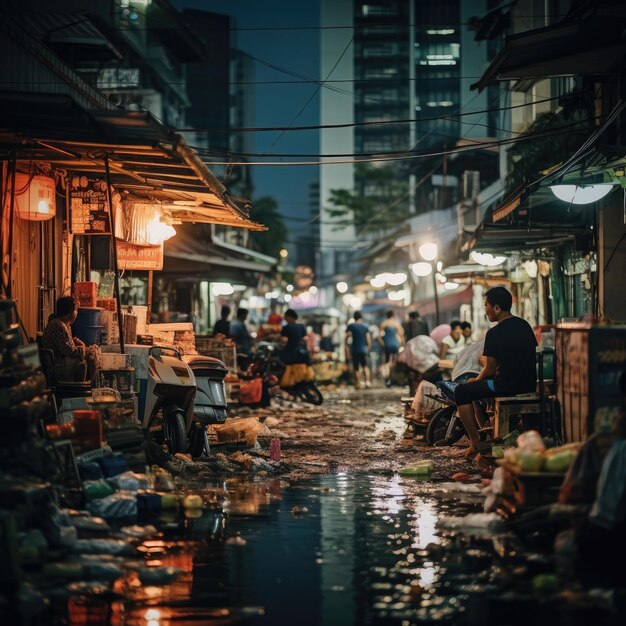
left=160, top=493, right=179, bottom=509
left=518, top=452, right=545, bottom=472
left=544, top=450, right=577, bottom=473
left=491, top=446, right=505, bottom=459
left=400, top=461, right=434, bottom=476
left=532, top=574, right=560, bottom=593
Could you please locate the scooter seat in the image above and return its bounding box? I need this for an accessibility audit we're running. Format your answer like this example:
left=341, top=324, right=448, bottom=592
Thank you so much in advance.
left=435, top=380, right=459, bottom=401
left=183, top=354, right=228, bottom=379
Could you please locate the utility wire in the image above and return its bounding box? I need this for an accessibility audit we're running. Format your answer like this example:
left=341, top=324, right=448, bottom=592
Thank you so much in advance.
left=268, top=34, right=354, bottom=148
left=194, top=116, right=599, bottom=160
left=176, top=92, right=587, bottom=133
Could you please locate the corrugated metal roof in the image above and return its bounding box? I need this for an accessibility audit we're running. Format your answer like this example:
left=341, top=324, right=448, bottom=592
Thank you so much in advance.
left=0, top=93, right=265, bottom=231
left=20, top=12, right=122, bottom=59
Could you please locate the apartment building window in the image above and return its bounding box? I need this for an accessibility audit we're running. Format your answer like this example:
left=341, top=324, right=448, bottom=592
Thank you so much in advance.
left=361, top=4, right=401, bottom=17
left=363, top=43, right=401, bottom=58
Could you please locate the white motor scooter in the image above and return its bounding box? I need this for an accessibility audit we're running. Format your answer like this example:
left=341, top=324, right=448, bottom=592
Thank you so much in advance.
left=142, top=346, right=196, bottom=454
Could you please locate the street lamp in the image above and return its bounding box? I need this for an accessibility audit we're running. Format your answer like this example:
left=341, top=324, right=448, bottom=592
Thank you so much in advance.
left=336, top=281, right=348, bottom=293
left=419, top=242, right=440, bottom=325
left=549, top=183, right=614, bottom=205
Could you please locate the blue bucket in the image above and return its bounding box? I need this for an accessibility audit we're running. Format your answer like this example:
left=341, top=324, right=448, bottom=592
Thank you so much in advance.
left=73, top=307, right=103, bottom=345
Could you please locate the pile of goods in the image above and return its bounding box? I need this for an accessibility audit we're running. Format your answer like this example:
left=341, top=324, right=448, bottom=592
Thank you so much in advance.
left=497, top=431, right=580, bottom=474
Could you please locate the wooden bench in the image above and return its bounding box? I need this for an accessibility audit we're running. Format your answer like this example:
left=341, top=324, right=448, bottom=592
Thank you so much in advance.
left=494, top=393, right=542, bottom=438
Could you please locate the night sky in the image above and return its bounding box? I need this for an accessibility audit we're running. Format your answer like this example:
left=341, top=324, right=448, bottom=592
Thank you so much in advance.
left=174, top=0, right=321, bottom=245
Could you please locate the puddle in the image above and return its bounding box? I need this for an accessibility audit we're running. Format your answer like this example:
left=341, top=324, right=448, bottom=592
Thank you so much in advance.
left=52, top=474, right=624, bottom=626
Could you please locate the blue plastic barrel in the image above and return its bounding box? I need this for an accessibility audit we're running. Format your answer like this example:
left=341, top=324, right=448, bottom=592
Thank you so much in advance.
left=73, top=307, right=103, bottom=345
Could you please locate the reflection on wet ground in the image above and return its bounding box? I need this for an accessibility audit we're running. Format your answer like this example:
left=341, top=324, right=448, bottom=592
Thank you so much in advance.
left=61, top=474, right=624, bottom=626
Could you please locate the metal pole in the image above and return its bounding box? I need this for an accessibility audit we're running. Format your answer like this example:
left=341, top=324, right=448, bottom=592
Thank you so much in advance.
left=432, top=261, right=440, bottom=326
left=147, top=270, right=153, bottom=324
left=103, top=154, right=125, bottom=354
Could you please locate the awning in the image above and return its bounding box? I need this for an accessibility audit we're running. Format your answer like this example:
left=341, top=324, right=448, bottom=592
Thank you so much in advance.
left=162, top=225, right=274, bottom=284
left=471, top=224, right=586, bottom=253
left=472, top=5, right=626, bottom=92
left=413, top=286, right=473, bottom=317
left=0, top=93, right=265, bottom=231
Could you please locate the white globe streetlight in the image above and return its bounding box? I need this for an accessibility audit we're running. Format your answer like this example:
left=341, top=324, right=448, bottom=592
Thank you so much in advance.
left=370, top=275, right=386, bottom=289
left=419, top=242, right=438, bottom=261
left=549, top=183, right=614, bottom=205
left=336, top=281, right=348, bottom=293
left=387, top=272, right=407, bottom=286
left=411, top=262, right=432, bottom=277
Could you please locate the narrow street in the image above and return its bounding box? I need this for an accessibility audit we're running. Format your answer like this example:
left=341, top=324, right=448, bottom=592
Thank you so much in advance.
left=2, top=1, right=626, bottom=624
left=249, top=386, right=474, bottom=479
left=35, top=389, right=623, bottom=626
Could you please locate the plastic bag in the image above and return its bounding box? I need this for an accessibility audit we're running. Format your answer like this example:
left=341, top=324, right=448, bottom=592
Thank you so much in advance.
left=517, top=430, right=546, bottom=454
left=73, top=538, right=134, bottom=555
left=83, top=479, right=115, bottom=502
left=87, top=493, right=137, bottom=519
left=107, top=471, right=148, bottom=492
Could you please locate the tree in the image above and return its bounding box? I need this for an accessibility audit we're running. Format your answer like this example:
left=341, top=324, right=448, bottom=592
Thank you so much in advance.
left=326, top=163, right=410, bottom=235
left=506, top=109, right=593, bottom=191
left=249, top=196, right=288, bottom=258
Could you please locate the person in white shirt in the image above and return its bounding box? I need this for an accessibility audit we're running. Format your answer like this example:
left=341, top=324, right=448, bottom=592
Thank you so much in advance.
left=460, top=321, right=474, bottom=346
left=440, top=320, right=465, bottom=359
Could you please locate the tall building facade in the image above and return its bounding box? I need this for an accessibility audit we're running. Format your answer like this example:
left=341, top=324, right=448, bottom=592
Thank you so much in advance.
left=319, top=0, right=498, bottom=299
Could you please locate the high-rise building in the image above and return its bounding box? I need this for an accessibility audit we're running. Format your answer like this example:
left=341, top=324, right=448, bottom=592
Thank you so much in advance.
left=319, top=0, right=499, bottom=297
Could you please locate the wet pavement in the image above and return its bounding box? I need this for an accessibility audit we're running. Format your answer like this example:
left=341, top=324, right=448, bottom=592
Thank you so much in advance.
left=55, top=474, right=624, bottom=626
left=30, top=387, right=626, bottom=624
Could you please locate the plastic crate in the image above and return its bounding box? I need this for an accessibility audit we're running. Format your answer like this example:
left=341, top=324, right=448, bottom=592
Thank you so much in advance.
left=196, top=336, right=236, bottom=371
left=73, top=282, right=98, bottom=307
left=96, top=368, right=135, bottom=396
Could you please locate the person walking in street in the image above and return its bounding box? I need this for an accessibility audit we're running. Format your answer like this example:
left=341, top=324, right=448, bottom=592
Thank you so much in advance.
left=212, top=305, right=231, bottom=337
left=440, top=320, right=465, bottom=360
left=453, top=287, right=537, bottom=459
left=345, top=311, right=371, bottom=389
left=379, top=310, right=404, bottom=386
left=230, top=307, right=252, bottom=355
left=280, top=309, right=308, bottom=364
left=403, top=310, right=429, bottom=341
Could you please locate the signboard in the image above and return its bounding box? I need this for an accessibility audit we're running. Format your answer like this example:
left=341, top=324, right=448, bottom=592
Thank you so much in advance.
left=116, top=240, right=163, bottom=271
left=69, top=175, right=112, bottom=235
left=589, top=326, right=626, bottom=434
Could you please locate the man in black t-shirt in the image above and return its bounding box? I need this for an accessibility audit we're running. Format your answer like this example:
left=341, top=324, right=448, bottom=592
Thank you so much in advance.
left=453, top=286, right=537, bottom=457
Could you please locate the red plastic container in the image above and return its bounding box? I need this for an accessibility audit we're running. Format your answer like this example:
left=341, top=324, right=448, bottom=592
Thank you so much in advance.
left=71, top=409, right=104, bottom=452
left=73, top=282, right=98, bottom=307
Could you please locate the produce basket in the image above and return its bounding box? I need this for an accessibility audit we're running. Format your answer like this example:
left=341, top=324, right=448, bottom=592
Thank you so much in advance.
left=195, top=336, right=237, bottom=371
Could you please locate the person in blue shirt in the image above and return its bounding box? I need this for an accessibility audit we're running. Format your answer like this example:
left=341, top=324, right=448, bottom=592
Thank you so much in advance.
left=230, top=307, right=252, bottom=355
left=379, top=310, right=404, bottom=387
left=280, top=308, right=309, bottom=364
left=345, top=311, right=372, bottom=389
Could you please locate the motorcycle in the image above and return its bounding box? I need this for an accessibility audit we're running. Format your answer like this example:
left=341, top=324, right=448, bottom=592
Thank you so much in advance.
left=141, top=346, right=196, bottom=455
left=247, top=342, right=323, bottom=406
left=182, top=354, right=229, bottom=457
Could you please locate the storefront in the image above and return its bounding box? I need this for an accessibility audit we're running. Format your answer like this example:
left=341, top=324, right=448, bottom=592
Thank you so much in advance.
left=0, top=94, right=264, bottom=340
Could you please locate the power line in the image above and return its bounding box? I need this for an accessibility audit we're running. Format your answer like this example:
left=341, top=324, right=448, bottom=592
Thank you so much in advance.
left=270, top=34, right=355, bottom=148
left=197, top=120, right=599, bottom=166
left=177, top=92, right=586, bottom=133
left=193, top=116, right=598, bottom=159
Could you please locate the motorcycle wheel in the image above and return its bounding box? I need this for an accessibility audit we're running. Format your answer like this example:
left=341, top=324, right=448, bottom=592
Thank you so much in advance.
left=426, top=406, right=465, bottom=446
left=164, top=409, right=188, bottom=454
left=298, top=382, right=324, bottom=405
left=188, top=423, right=209, bottom=458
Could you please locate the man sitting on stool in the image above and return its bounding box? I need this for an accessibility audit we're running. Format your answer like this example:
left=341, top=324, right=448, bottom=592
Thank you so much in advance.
left=454, top=286, right=537, bottom=459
